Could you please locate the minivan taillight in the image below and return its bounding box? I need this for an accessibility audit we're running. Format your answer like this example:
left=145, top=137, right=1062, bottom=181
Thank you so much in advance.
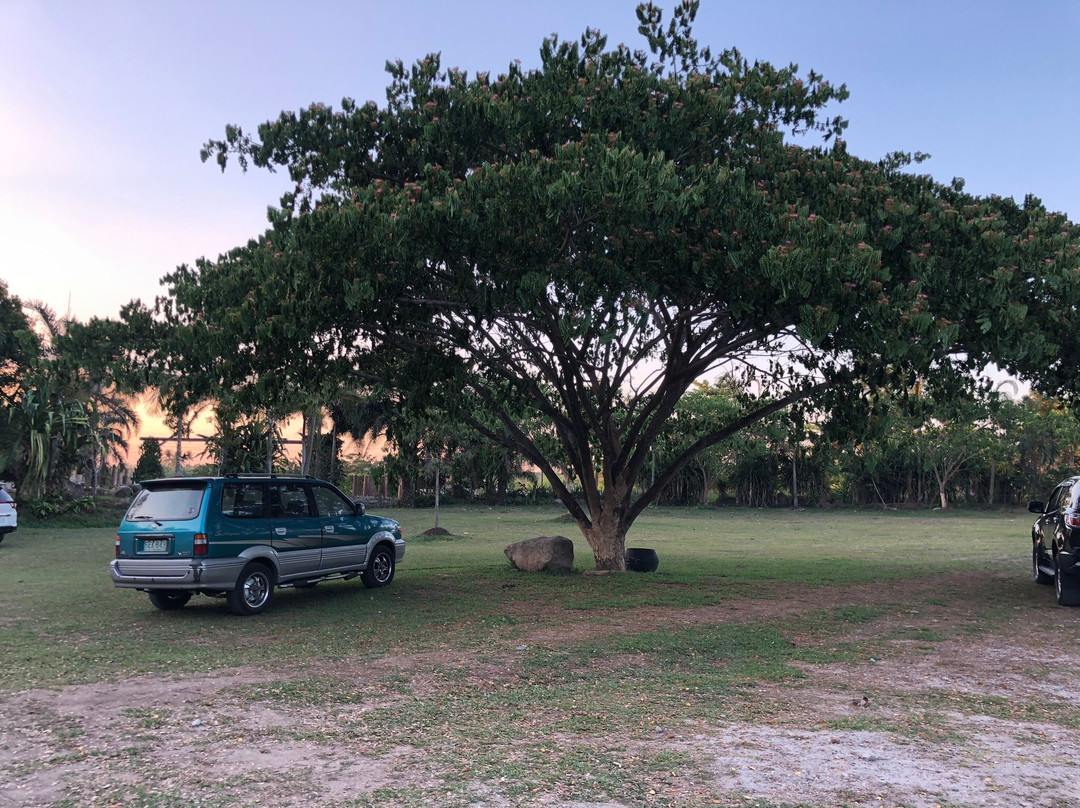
left=115, top=534, right=120, bottom=557
left=1066, top=513, right=1080, bottom=530
left=193, top=533, right=208, bottom=556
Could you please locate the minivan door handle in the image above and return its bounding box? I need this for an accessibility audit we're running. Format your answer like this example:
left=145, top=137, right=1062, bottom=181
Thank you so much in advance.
left=275, top=527, right=286, bottom=536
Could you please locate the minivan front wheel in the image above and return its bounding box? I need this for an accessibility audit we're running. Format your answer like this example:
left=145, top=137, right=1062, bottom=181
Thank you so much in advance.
left=361, top=546, right=395, bottom=588
left=229, top=563, right=275, bottom=615
left=148, top=590, right=192, bottom=611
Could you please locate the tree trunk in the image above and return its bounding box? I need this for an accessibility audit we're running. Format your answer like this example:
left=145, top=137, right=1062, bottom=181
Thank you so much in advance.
left=397, top=471, right=416, bottom=507
left=701, top=470, right=716, bottom=506
left=174, top=422, right=183, bottom=476
left=577, top=484, right=631, bottom=571
left=266, top=413, right=275, bottom=474
left=300, top=412, right=310, bottom=475
left=301, top=408, right=321, bottom=476
left=582, top=520, right=627, bottom=571
left=935, top=468, right=948, bottom=509
left=433, top=467, right=441, bottom=528
left=791, top=448, right=799, bottom=508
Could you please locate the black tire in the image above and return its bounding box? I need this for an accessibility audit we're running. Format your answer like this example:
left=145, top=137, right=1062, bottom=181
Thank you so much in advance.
left=228, top=562, right=275, bottom=615
left=1056, top=558, right=1080, bottom=607
left=1034, top=546, right=1054, bottom=585
left=361, top=545, right=395, bottom=588
left=148, top=590, right=192, bottom=611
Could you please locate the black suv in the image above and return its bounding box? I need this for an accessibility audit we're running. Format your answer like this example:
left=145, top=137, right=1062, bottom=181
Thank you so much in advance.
left=1029, top=476, right=1080, bottom=606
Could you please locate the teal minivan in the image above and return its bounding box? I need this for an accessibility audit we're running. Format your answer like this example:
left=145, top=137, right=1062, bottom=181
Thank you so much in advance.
left=110, top=475, right=404, bottom=615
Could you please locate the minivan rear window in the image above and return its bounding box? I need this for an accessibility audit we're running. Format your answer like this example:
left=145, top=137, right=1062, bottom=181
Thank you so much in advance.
left=126, top=484, right=206, bottom=522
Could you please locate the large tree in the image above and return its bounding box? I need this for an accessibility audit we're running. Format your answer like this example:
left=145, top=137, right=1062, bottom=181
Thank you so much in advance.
left=138, top=2, right=1080, bottom=569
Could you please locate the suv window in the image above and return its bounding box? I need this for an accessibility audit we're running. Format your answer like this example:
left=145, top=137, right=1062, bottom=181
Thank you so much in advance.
left=126, top=484, right=205, bottom=521
left=311, top=484, right=356, bottom=518
left=1050, top=484, right=1074, bottom=511
left=222, top=483, right=266, bottom=519
left=270, top=483, right=313, bottom=518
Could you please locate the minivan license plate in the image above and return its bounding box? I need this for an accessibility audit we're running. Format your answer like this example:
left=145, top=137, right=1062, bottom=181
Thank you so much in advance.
left=141, top=539, right=169, bottom=554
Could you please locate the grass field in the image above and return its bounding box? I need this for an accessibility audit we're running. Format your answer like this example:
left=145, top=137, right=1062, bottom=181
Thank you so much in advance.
left=2, top=505, right=1076, bottom=807
left=0, top=505, right=1026, bottom=688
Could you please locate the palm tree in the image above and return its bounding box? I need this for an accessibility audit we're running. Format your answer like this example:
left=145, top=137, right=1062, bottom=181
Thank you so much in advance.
left=83, top=389, right=138, bottom=493
left=140, top=384, right=211, bottom=476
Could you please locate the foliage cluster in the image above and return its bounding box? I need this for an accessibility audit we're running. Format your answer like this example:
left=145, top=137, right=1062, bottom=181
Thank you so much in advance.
left=654, top=382, right=1080, bottom=508
left=0, top=280, right=136, bottom=502
left=9, top=4, right=1080, bottom=562
left=123, top=1, right=1080, bottom=569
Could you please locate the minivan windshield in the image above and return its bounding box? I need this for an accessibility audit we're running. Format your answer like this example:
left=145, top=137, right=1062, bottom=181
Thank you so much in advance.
left=126, top=484, right=206, bottom=522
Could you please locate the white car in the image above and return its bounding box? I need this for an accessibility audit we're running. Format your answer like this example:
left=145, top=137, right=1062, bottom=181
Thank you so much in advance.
left=0, top=489, right=16, bottom=542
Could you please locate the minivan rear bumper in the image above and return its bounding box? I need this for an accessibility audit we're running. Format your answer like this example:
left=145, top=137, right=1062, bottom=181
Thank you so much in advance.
left=110, top=558, right=245, bottom=590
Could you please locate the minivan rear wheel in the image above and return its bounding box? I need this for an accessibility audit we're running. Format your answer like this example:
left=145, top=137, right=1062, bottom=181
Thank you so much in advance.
left=148, top=590, right=192, bottom=611
left=228, top=562, right=275, bottom=615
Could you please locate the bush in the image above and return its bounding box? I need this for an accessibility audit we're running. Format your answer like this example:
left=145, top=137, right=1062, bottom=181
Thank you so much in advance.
left=20, top=495, right=128, bottom=527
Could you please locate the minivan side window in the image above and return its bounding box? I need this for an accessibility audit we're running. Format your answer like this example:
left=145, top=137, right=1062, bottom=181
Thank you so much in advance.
left=222, top=483, right=266, bottom=519
left=311, top=485, right=356, bottom=518
left=270, top=483, right=313, bottom=518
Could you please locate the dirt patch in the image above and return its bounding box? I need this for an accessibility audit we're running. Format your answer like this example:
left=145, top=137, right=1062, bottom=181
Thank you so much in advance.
left=686, top=628, right=1080, bottom=807
left=3, top=573, right=1080, bottom=807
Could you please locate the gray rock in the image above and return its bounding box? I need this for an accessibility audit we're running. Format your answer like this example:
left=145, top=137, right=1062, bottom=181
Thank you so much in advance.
left=504, top=535, right=574, bottom=573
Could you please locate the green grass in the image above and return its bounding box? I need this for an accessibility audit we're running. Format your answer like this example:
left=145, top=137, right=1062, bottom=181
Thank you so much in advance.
left=1, top=504, right=1071, bottom=807
left=0, top=505, right=1038, bottom=689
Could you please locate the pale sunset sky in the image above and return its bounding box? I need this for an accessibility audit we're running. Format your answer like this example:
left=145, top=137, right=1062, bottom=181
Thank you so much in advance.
left=3, top=1, right=1078, bottom=347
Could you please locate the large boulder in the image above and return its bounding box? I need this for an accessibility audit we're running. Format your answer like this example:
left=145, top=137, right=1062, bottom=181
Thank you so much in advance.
left=504, top=536, right=574, bottom=573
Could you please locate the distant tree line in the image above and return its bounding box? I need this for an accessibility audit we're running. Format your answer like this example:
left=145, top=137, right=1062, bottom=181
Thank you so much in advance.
left=651, top=380, right=1079, bottom=509
left=5, top=274, right=1074, bottom=513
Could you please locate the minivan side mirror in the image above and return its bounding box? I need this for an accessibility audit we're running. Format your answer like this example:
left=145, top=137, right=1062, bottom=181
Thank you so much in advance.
left=1028, top=501, right=1045, bottom=514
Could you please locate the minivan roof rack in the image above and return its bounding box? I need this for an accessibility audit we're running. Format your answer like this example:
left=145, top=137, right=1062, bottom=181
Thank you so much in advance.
left=222, top=473, right=320, bottom=479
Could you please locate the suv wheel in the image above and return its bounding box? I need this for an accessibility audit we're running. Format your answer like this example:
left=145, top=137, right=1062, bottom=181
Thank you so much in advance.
left=1056, top=558, right=1080, bottom=607
left=1034, top=546, right=1054, bottom=585
left=148, top=590, right=192, bottom=611
left=228, top=562, right=275, bottom=615
left=361, top=546, right=395, bottom=588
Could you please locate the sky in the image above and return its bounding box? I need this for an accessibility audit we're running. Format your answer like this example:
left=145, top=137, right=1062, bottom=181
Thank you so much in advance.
left=3, top=0, right=1080, bottom=325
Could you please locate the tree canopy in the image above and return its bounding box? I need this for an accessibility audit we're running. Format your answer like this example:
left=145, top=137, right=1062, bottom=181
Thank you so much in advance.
left=128, top=1, right=1080, bottom=568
